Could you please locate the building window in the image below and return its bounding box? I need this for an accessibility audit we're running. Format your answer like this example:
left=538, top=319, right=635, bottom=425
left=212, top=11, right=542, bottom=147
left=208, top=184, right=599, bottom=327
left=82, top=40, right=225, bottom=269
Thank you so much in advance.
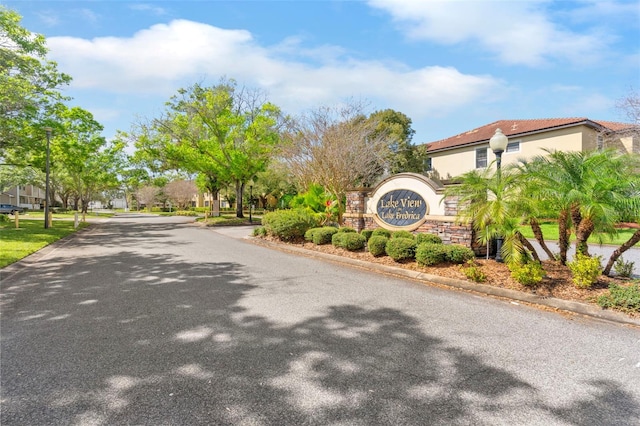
left=205, top=201, right=209, bottom=207
left=476, top=148, right=487, bottom=168
left=424, top=157, right=432, bottom=172
left=506, top=141, right=520, bottom=153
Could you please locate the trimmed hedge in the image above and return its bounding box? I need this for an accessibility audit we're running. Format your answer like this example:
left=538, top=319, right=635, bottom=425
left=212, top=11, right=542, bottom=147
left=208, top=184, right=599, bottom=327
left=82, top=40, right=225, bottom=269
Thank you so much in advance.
left=368, top=235, right=389, bottom=257
left=262, top=209, right=320, bottom=241
left=415, top=233, right=442, bottom=245
left=361, top=229, right=374, bottom=241
left=385, top=237, right=416, bottom=262
left=371, top=228, right=391, bottom=238
left=332, top=232, right=367, bottom=251
left=416, top=243, right=475, bottom=266
left=391, top=230, right=414, bottom=240
left=337, top=226, right=356, bottom=233
left=416, top=243, right=448, bottom=266
left=312, top=226, right=339, bottom=245
left=445, top=245, right=475, bottom=264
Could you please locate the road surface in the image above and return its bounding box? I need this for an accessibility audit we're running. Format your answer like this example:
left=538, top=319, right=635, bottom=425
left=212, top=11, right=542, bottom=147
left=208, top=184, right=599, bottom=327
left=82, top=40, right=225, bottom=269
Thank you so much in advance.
left=1, top=214, right=639, bottom=425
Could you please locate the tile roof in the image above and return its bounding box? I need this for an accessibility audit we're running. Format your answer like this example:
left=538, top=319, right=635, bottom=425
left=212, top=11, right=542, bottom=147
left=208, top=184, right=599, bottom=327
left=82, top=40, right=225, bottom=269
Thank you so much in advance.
left=425, top=118, right=633, bottom=152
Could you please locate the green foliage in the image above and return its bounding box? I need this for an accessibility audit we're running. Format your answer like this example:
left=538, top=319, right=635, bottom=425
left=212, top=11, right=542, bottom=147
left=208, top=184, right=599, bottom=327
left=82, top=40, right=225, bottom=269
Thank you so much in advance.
left=613, top=257, right=635, bottom=278
left=312, top=226, right=339, bottom=245
left=289, top=184, right=337, bottom=222
left=415, top=233, right=442, bottom=245
left=597, top=283, right=640, bottom=313
left=304, top=227, right=318, bottom=241
left=391, top=230, right=414, bottom=239
left=252, top=226, right=267, bottom=237
left=360, top=229, right=374, bottom=241
left=416, top=242, right=447, bottom=266
left=461, top=260, right=487, bottom=283
left=567, top=253, right=602, bottom=288
left=175, top=210, right=198, bottom=216
left=261, top=209, right=319, bottom=241
left=332, top=232, right=366, bottom=251
left=367, top=235, right=389, bottom=257
left=337, top=226, right=356, bottom=233
left=445, top=245, right=475, bottom=264
left=0, top=214, right=9, bottom=223
left=0, top=6, right=72, bottom=159
left=509, top=261, right=546, bottom=286
left=371, top=228, right=391, bottom=238
left=385, top=237, right=416, bottom=262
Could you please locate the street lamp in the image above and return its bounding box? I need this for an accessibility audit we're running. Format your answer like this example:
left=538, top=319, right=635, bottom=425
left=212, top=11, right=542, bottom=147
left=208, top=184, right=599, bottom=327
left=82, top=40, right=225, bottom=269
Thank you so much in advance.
left=489, top=128, right=508, bottom=262
left=44, top=127, right=52, bottom=229
left=248, top=180, right=254, bottom=223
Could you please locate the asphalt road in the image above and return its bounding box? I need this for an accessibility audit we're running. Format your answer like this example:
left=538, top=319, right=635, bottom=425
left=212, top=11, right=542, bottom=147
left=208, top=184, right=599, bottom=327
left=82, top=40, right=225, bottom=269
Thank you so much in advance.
left=1, top=214, right=639, bottom=425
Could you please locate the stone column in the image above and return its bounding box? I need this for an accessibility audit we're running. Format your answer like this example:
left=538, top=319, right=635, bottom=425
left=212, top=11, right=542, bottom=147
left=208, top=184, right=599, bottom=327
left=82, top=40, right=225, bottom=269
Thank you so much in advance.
left=342, top=189, right=370, bottom=232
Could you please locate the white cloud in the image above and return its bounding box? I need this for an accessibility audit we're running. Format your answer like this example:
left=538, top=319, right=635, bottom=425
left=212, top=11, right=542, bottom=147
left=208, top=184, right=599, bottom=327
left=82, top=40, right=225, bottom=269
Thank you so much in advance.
left=366, top=0, right=607, bottom=66
left=128, top=3, right=169, bottom=16
left=46, top=19, right=501, bottom=122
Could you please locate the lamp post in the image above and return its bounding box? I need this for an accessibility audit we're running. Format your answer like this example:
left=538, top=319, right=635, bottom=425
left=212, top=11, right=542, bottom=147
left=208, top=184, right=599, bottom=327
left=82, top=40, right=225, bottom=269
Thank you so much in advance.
left=249, top=182, right=253, bottom=223
left=44, top=127, right=52, bottom=229
left=489, top=128, right=508, bottom=262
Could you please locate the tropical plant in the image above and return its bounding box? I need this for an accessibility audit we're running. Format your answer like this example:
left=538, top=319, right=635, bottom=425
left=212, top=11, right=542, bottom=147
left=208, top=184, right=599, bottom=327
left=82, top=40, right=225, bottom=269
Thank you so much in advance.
left=522, top=149, right=640, bottom=265
left=443, top=165, right=537, bottom=265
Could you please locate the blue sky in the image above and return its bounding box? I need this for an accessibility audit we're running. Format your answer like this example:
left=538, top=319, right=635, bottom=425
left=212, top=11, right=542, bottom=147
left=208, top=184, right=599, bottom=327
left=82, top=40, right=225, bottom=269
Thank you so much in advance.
left=6, top=0, right=640, bottom=145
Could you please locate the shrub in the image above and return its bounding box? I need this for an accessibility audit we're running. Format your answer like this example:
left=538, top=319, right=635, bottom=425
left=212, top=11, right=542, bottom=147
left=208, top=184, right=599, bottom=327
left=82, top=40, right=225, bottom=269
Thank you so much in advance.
left=304, top=228, right=318, bottom=241
left=567, top=254, right=602, bottom=289
left=385, top=237, right=416, bottom=262
left=614, top=257, right=635, bottom=278
left=509, top=261, right=546, bottom=286
left=337, top=226, right=356, bottom=233
left=445, top=245, right=475, bottom=264
left=391, top=230, right=414, bottom=240
left=597, top=283, right=640, bottom=313
left=332, top=232, right=366, bottom=251
left=415, top=233, right=442, bottom=245
left=461, top=260, right=486, bottom=283
left=253, top=226, right=267, bottom=237
left=0, top=214, right=9, bottom=223
left=361, top=229, right=374, bottom=241
left=312, top=226, right=339, bottom=245
left=176, top=210, right=198, bottom=216
left=416, top=243, right=447, bottom=266
left=371, top=228, right=391, bottom=238
left=368, top=235, right=389, bottom=257
left=262, top=209, right=319, bottom=241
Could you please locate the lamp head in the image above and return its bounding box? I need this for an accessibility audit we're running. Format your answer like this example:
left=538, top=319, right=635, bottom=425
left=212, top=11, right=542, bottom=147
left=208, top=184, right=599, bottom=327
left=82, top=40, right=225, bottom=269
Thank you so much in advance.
left=489, top=128, right=508, bottom=154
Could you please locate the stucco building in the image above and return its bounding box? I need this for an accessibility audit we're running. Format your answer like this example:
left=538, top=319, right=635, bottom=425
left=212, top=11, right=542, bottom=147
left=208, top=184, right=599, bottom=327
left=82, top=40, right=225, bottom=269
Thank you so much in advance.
left=424, top=118, right=637, bottom=180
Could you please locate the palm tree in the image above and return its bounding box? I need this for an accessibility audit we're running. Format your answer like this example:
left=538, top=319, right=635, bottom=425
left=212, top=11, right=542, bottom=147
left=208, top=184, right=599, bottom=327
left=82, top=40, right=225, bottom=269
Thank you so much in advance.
left=524, top=149, right=640, bottom=265
left=444, top=165, right=539, bottom=264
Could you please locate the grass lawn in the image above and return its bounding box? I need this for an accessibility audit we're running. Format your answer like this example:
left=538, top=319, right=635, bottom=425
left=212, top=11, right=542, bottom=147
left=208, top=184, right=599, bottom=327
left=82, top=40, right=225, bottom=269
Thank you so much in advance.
left=518, top=222, right=640, bottom=246
left=0, top=218, right=90, bottom=268
left=198, top=214, right=261, bottom=226
left=25, top=210, right=114, bottom=219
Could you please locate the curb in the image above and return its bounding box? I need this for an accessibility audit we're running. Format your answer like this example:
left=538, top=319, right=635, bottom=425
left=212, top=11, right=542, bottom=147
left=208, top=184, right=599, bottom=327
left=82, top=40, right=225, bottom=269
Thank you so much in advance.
left=249, top=238, right=640, bottom=327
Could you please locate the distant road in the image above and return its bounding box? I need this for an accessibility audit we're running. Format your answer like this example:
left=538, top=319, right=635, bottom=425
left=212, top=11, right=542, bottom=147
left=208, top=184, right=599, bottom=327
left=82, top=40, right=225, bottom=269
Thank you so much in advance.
left=2, top=215, right=639, bottom=425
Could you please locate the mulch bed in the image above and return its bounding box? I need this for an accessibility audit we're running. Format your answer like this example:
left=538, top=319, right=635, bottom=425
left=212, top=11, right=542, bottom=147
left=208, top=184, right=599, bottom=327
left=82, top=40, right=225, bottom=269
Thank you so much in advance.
left=260, top=237, right=638, bottom=317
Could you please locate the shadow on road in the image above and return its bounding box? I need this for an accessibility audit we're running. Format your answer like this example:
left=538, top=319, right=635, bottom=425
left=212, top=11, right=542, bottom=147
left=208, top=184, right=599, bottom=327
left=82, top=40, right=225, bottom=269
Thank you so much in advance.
left=2, top=240, right=638, bottom=424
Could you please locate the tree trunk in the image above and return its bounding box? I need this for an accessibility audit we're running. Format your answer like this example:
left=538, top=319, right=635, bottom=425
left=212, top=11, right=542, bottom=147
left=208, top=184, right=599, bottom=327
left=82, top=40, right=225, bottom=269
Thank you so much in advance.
left=603, top=229, right=640, bottom=276
left=574, top=217, right=594, bottom=257
left=558, top=209, right=570, bottom=265
left=529, top=218, right=555, bottom=259
left=570, top=204, right=582, bottom=230
left=235, top=180, right=244, bottom=218
left=517, top=232, right=540, bottom=262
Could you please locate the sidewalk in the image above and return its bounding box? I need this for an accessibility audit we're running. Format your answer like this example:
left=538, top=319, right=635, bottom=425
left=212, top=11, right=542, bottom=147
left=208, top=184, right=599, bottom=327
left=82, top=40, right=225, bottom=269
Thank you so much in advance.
left=528, top=240, right=640, bottom=277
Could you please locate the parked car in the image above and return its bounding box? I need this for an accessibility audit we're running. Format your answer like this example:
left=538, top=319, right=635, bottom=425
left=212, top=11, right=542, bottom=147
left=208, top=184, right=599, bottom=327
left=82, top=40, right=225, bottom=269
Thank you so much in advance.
left=0, top=204, right=24, bottom=215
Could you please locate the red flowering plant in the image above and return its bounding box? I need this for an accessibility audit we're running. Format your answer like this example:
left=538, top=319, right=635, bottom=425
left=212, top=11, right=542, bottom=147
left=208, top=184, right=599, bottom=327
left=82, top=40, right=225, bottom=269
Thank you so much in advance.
left=289, top=184, right=339, bottom=225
